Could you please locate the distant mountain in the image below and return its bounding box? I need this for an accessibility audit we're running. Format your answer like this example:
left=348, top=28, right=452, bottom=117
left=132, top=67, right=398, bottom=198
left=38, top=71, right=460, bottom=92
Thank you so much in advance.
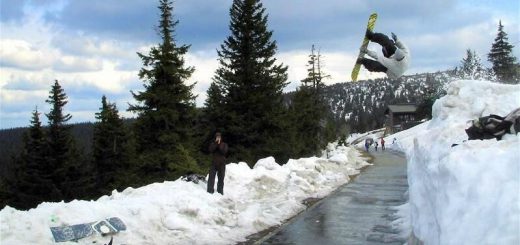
left=321, top=71, right=451, bottom=132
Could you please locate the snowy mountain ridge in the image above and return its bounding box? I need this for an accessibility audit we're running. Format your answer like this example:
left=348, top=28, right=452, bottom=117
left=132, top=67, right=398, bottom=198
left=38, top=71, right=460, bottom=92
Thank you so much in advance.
left=322, top=71, right=450, bottom=132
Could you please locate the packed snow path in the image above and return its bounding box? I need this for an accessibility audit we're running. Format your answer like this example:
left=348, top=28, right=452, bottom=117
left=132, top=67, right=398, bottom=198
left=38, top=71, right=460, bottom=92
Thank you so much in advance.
left=260, top=150, right=408, bottom=245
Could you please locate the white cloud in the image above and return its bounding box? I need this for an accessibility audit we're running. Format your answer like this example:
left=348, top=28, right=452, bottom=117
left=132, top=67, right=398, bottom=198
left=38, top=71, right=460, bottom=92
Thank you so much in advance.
left=0, top=39, right=54, bottom=70
left=51, top=35, right=140, bottom=60
left=0, top=89, right=48, bottom=105
left=54, top=55, right=103, bottom=72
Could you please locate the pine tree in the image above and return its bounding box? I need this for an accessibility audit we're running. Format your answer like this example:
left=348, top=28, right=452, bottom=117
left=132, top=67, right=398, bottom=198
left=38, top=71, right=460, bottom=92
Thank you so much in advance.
left=289, top=45, right=330, bottom=157
left=93, top=96, right=135, bottom=194
left=9, top=108, right=62, bottom=209
left=207, top=0, right=289, bottom=164
left=488, top=21, right=519, bottom=84
left=301, top=45, right=330, bottom=93
left=456, top=49, right=495, bottom=81
left=46, top=80, right=92, bottom=201
left=128, top=0, right=199, bottom=183
left=204, top=83, right=226, bottom=133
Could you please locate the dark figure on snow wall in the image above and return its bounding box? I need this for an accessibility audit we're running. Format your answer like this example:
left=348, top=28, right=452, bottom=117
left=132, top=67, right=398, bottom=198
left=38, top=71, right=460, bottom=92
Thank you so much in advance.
left=357, top=31, right=410, bottom=79
left=207, top=132, right=228, bottom=195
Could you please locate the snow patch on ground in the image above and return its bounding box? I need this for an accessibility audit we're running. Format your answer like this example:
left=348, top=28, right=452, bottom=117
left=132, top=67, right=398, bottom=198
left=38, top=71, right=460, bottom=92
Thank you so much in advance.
left=0, top=145, right=370, bottom=245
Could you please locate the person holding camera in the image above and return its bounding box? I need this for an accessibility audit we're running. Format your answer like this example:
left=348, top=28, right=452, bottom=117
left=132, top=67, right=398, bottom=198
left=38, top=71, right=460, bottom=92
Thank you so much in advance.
left=207, top=132, right=228, bottom=195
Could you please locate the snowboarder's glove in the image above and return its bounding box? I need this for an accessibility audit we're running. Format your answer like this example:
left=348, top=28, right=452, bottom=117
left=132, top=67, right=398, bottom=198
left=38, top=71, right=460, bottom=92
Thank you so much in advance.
left=391, top=32, right=398, bottom=42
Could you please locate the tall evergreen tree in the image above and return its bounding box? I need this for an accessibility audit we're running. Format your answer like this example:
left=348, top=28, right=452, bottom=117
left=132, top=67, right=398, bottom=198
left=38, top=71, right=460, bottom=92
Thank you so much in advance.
left=203, top=83, right=226, bottom=133
left=488, top=21, right=519, bottom=84
left=128, top=0, right=199, bottom=183
left=46, top=80, right=92, bottom=201
left=93, top=96, right=135, bottom=194
left=207, top=0, right=289, bottom=164
left=289, top=45, right=330, bottom=157
left=9, top=108, right=62, bottom=209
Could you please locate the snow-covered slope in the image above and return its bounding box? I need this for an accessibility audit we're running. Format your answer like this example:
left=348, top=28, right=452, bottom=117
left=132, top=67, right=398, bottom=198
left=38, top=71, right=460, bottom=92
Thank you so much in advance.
left=389, top=80, right=520, bottom=244
left=322, top=71, right=449, bottom=132
left=0, top=145, right=370, bottom=245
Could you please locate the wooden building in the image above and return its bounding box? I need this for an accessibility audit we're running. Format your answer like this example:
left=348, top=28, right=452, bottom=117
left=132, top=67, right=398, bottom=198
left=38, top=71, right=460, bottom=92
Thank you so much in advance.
left=385, top=104, right=419, bottom=134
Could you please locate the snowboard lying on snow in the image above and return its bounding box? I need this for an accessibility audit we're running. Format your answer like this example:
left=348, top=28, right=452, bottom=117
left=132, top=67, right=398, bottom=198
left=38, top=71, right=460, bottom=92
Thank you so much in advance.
left=50, top=217, right=126, bottom=243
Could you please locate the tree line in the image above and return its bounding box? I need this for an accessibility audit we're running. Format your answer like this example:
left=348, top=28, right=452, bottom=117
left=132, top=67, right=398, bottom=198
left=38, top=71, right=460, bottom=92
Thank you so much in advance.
left=1, top=0, right=336, bottom=210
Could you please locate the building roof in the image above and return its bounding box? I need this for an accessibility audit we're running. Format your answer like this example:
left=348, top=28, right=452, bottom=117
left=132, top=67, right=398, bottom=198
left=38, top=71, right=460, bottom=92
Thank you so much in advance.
left=388, top=104, right=418, bottom=113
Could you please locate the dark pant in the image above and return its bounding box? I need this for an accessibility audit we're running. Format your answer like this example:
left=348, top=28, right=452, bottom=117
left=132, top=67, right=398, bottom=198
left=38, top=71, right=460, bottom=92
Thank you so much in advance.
left=207, top=164, right=225, bottom=195
left=359, top=58, right=388, bottom=72
left=368, top=32, right=396, bottom=57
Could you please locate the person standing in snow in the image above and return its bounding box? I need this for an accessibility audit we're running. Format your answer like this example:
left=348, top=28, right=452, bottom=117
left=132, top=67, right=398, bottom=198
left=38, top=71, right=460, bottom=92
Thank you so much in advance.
left=381, top=137, right=385, bottom=151
left=207, top=132, right=228, bottom=195
left=364, top=139, right=370, bottom=152
left=375, top=141, right=379, bottom=151
left=357, top=31, right=410, bottom=79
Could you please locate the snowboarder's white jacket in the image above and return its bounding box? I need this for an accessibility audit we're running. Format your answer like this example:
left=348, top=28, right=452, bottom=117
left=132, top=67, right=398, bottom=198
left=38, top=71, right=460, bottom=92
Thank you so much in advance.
left=366, top=38, right=410, bottom=79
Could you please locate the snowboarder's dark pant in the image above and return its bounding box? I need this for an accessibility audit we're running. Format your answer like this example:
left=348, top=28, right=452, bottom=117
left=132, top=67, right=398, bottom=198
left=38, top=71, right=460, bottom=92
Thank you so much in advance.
left=207, top=164, right=225, bottom=195
left=367, top=32, right=397, bottom=57
left=359, top=58, right=388, bottom=72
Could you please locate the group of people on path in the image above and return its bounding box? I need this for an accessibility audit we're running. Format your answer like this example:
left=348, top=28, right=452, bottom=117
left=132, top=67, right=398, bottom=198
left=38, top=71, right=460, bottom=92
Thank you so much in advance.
left=365, top=137, right=386, bottom=152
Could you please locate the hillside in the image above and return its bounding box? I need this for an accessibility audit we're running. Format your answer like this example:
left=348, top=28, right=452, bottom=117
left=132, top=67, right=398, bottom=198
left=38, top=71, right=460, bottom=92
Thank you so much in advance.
left=321, top=71, right=450, bottom=132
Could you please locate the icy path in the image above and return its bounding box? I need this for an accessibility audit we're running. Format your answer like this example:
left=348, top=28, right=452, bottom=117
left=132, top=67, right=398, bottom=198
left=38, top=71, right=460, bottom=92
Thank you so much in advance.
left=260, top=150, right=408, bottom=245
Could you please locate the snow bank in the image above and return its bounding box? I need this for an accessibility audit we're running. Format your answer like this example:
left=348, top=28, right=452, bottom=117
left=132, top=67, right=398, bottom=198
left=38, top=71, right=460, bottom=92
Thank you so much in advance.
left=0, top=145, right=370, bottom=245
left=391, top=80, right=520, bottom=244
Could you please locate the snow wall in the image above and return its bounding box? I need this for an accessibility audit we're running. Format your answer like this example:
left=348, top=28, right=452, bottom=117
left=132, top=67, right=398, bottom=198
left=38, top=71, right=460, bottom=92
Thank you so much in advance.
left=406, top=80, right=520, bottom=244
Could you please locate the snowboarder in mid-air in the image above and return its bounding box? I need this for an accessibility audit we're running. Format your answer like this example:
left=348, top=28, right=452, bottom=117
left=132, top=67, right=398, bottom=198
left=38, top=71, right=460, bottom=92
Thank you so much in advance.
left=357, top=30, right=410, bottom=79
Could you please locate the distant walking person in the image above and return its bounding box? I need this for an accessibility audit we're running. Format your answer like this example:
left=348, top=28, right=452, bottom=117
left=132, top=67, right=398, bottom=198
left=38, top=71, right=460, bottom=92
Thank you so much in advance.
left=364, top=138, right=370, bottom=152
left=375, top=141, right=379, bottom=151
left=207, top=132, right=228, bottom=195
left=381, top=138, right=385, bottom=151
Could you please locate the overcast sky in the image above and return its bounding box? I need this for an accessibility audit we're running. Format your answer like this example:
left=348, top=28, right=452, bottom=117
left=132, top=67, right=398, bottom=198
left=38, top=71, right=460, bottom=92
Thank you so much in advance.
left=1, top=0, right=519, bottom=129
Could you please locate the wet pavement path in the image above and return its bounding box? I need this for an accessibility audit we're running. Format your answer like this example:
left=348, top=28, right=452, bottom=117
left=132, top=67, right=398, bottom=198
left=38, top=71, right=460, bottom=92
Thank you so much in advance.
left=260, top=150, right=408, bottom=245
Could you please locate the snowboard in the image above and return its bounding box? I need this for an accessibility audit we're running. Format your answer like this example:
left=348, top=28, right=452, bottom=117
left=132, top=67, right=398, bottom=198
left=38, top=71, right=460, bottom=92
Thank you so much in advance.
left=50, top=217, right=126, bottom=243
left=351, top=13, right=378, bottom=82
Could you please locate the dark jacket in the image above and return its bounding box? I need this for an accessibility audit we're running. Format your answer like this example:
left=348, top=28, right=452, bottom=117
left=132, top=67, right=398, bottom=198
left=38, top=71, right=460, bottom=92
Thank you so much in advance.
left=209, top=142, right=228, bottom=166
